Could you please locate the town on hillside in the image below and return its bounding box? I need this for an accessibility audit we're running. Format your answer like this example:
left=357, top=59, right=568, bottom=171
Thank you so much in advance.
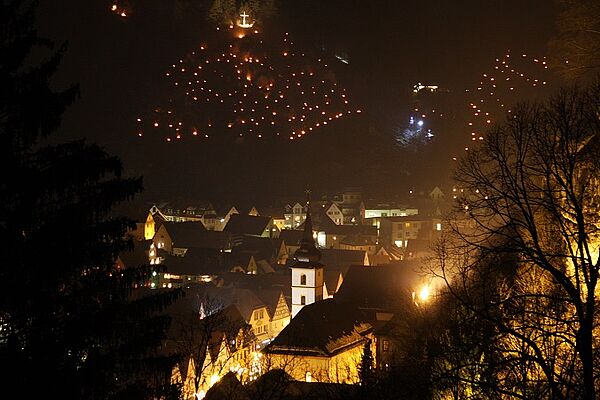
left=117, top=186, right=450, bottom=398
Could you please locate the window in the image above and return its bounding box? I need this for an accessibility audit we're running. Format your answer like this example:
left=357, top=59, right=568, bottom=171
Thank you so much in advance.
left=300, top=274, right=306, bottom=285
left=383, top=340, right=390, bottom=352
left=305, top=372, right=312, bottom=382
left=300, top=295, right=306, bottom=305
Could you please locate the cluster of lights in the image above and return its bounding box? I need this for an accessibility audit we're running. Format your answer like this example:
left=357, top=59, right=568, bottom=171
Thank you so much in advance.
left=453, top=51, right=551, bottom=159
left=135, top=26, right=360, bottom=142
left=109, top=1, right=129, bottom=18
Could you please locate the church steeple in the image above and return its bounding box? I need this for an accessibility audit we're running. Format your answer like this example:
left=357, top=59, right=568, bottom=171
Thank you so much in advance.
left=290, top=186, right=325, bottom=318
left=293, top=187, right=322, bottom=265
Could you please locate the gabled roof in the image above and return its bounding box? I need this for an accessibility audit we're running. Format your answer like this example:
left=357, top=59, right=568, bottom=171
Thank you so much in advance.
left=324, top=270, right=344, bottom=295
left=231, top=236, right=281, bottom=262
left=334, top=263, right=423, bottom=312
left=258, top=206, right=284, bottom=219
left=339, top=234, right=376, bottom=246
left=159, top=222, right=207, bottom=248
left=265, top=299, right=371, bottom=357
left=279, top=229, right=304, bottom=246
left=117, top=239, right=151, bottom=268
left=160, top=248, right=228, bottom=275
left=319, top=248, right=368, bottom=271
left=256, top=288, right=288, bottom=319
left=201, top=286, right=267, bottom=322
left=224, top=214, right=272, bottom=236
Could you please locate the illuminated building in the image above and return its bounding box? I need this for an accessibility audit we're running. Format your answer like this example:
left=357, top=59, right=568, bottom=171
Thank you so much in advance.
left=290, top=197, right=324, bottom=319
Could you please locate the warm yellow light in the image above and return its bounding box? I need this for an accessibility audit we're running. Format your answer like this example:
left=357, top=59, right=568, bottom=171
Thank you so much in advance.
left=209, top=374, right=220, bottom=387
left=418, top=285, right=430, bottom=303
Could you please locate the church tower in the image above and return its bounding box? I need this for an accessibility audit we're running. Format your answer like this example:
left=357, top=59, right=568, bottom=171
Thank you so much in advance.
left=291, top=191, right=324, bottom=318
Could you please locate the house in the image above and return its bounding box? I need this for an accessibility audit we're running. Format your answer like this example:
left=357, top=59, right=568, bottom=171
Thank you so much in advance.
left=256, top=289, right=291, bottom=341
left=369, top=245, right=403, bottom=266
left=319, top=248, right=370, bottom=272
left=334, top=263, right=424, bottom=313
left=284, top=202, right=307, bottom=229
left=155, top=248, right=229, bottom=287
left=214, top=206, right=240, bottom=231
left=199, top=286, right=275, bottom=345
left=153, top=222, right=233, bottom=255
left=378, top=215, right=442, bottom=248
left=312, top=221, right=377, bottom=250
left=263, top=299, right=373, bottom=384
left=153, top=222, right=208, bottom=254
left=258, top=206, right=286, bottom=231
left=228, top=254, right=274, bottom=275
left=279, top=230, right=304, bottom=257
left=224, top=214, right=280, bottom=240
left=363, top=202, right=419, bottom=220
left=167, top=292, right=257, bottom=399
left=338, top=235, right=377, bottom=255
left=115, top=239, right=152, bottom=269
left=231, top=236, right=288, bottom=266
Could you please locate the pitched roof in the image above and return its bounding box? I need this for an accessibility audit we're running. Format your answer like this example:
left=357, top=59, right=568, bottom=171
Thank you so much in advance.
left=117, top=239, right=151, bottom=268
left=255, top=288, right=287, bottom=319
left=160, top=222, right=207, bottom=248
left=231, top=236, right=281, bottom=262
left=199, top=286, right=267, bottom=322
left=319, top=248, right=367, bottom=271
left=334, top=263, right=423, bottom=312
left=224, top=214, right=272, bottom=236
left=279, top=229, right=304, bottom=246
left=160, top=248, right=228, bottom=275
left=339, top=234, right=376, bottom=246
left=248, top=369, right=358, bottom=399
left=265, top=299, right=371, bottom=357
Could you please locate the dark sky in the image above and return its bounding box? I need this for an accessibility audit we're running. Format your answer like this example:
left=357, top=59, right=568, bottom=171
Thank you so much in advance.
left=34, top=0, right=559, bottom=208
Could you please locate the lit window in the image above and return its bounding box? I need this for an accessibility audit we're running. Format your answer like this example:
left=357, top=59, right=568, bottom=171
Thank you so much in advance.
left=436, top=223, right=442, bottom=231
left=383, top=340, right=390, bottom=352
left=305, top=371, right=312, bottom=382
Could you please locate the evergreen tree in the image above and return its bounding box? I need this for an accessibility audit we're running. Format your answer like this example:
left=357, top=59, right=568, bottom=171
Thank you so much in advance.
left=0, top=1, right=182, bottom=398
left=208, top=0, right=225, bottom=24
left=358, top=339, right=375, bottom=389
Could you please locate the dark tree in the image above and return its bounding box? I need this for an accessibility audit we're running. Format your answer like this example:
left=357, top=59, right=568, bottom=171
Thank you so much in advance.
left=0, top=1, right=182, bottom=398
left=549, top=0, right=600, bottom=82
left=358, top=339, right=375, bottom=389
left=439, top=84, right=600, bottom=399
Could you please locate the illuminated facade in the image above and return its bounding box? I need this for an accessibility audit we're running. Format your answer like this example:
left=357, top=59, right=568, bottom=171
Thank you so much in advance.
left=290, top=198, right=324, bottom=319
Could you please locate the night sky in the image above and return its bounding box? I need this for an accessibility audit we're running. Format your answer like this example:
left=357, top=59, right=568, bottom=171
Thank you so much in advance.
left=34, top=0, right=559, bottom=208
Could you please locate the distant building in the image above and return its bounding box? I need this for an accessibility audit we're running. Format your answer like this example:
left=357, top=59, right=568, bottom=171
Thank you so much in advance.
left=290, top=198, right=324, bottom=319
left=283, top=202, right=307, bottom=229
left=378, top=215, right=442, bottom=249
left=264, top=299, right=373, bottom=384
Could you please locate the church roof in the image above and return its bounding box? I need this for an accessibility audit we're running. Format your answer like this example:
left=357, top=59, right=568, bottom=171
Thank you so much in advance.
left=291, top=197, right=322, bottom=268
left=265, top=299, right=371, bottom=357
